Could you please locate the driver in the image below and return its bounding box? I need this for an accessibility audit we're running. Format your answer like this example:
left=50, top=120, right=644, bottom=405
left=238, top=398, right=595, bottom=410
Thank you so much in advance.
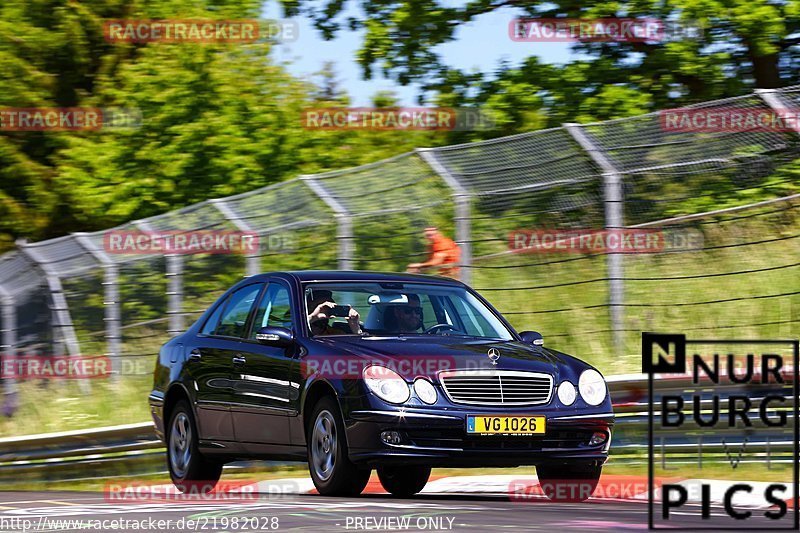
left=386, top=294, right=423, bottom=333
left=307, top=289, right=361, bottom=335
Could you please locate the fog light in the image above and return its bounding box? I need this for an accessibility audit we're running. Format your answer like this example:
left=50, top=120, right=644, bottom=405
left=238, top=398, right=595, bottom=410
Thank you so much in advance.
left=381, top=430, right=403, bottom=445
left=589, top=431, right=607, bottom=446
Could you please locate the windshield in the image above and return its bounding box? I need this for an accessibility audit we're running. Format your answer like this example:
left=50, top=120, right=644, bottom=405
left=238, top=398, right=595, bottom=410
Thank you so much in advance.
left=303, top=281, right=514, bottom=340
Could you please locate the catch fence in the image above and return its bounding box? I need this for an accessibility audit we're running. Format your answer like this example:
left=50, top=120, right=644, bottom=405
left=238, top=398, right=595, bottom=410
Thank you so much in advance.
left=1, top=86, right=799, bottom=403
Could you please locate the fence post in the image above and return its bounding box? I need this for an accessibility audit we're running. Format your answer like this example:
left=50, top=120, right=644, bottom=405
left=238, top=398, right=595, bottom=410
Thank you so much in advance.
left=301, top=176, right=354, bottom=270
left=0, top=292, right=16, bottom=358
left=136, top=221, right=185, bottom=336
left=416, top=149, right=472, bottom=285
left=756, top=89, right=800, bottom=134
left=210, top=198, right=260, bottom=277
left=16, top=241, right=83, bottom=358
left=564, top=123, right=626, bottom=355
left=73, top=234, right=122, bottom=378
left=165, top=255, right=184, bottom=336
left=16, top=240, right=89, bottom=393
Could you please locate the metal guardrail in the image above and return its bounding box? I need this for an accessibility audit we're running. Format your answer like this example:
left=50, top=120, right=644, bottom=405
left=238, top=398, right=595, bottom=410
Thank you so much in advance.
left=0, top=376, right=793, bottom=480
left=0, top=422, right=163, bottom=481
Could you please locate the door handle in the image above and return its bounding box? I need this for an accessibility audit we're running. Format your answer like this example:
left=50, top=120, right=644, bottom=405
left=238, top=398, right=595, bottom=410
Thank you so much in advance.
left=188, top=349, right=202, bottom=361
left=232, top=355, right=247, bottom=365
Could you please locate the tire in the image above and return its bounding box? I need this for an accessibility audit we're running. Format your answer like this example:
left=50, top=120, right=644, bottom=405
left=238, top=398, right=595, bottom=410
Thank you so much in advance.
left=536, top=463, right=602, bottom=503
left=377, top=466, right=431, bottom=497
left=307, top=396, right=371, bottom=496
left=167, top=400, right=223, bottom=493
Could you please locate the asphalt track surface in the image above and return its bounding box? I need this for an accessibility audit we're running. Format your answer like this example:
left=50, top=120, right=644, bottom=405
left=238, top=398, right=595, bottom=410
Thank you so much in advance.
left=0, top=491, right=789, bottom=532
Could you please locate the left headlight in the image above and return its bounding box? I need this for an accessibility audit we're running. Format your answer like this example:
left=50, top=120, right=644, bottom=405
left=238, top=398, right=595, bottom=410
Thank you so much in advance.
left=557, top=380, right=576, bottom=406
left=363, top=365, right=410, bottom=404
left=578, top=369, right=607, bottom=406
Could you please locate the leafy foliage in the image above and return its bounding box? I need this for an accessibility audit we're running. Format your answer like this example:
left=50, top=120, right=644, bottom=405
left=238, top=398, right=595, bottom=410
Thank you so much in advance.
left=0, top=0, right=446, bottom=251
left=281, top=0, right=800, bottom=132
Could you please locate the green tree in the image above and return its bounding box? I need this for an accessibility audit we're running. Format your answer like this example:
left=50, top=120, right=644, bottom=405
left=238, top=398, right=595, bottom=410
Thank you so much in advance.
left=281, top=0, right=800, bottom=116
left=0, top=0, right=446, bottom=249
left=0, top=0, right=265, bottom=247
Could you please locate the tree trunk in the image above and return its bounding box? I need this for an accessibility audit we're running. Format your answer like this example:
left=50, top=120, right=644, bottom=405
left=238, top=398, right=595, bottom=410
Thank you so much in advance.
left=749, top=51, right=781, bottom=88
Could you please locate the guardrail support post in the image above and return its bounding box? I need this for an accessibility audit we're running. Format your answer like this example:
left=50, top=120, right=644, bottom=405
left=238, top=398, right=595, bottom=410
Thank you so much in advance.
left=301, top=176, right=354, bottom=270
left=417, top=149, right=472, bottom=284
left=564, top=124, right=626, bottom=356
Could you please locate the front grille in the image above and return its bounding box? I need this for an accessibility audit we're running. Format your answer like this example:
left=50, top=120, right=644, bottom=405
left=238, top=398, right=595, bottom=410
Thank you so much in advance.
left=439, top=370, right=553, bottom=406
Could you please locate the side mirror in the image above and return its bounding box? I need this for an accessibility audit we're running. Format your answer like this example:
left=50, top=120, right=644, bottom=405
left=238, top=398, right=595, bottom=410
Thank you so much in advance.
left=519, top=331, right=544, bottom=346
left=255, top=326, right=294, bottom=347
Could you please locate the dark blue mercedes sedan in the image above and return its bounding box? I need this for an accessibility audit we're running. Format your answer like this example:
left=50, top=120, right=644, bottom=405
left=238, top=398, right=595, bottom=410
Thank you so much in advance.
left=149, top=271, right=613, bottom=499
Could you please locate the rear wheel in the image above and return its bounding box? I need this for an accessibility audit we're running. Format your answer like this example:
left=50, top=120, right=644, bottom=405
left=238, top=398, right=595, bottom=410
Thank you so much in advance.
left=377, top=466, right=431, bottom=497
left=536, top=463, right=602, bottom=502
left=167, top=400, right=222, bottom=493
left=307, top=396, right=371, bottom=496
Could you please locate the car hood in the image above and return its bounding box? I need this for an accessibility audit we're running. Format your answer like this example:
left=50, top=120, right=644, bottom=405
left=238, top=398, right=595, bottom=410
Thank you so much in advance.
left=309, top=335, right=572, bottom=380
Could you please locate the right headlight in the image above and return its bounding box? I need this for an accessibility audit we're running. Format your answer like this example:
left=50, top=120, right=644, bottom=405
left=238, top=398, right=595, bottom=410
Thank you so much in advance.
left=413, top=378, right=438, bottom=404
left=578, top=369, right=607, bottom=406
left=363, top=365, right=410, bottom=404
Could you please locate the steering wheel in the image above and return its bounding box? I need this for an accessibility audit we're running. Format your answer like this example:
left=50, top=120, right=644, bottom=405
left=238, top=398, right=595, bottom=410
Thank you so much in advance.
left=423, top=323, right=459, bottom=335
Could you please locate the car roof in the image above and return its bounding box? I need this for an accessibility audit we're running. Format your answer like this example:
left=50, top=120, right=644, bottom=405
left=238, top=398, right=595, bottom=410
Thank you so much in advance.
left=251, top=270, right=465, bottom=285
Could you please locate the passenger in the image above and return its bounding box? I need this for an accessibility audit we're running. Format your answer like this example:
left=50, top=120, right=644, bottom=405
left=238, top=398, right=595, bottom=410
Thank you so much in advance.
left=406, top=227, right=461, bottom=279
left=307, top=290, right=361, bottom=335
left=385, top=294, right=423, bottom=333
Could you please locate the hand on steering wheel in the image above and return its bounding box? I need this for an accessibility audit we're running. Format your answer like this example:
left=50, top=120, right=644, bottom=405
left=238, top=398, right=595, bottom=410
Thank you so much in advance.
left=423, top=323, right=458, bottom=335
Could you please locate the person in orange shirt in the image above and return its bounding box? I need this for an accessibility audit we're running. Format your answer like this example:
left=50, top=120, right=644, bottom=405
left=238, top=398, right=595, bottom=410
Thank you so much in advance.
left=407, top=227, right=461, bottom=279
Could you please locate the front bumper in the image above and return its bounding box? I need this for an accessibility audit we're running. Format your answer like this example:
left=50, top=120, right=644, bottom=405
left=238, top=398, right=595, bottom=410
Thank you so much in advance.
left=344, top=408, right=613, bottom=467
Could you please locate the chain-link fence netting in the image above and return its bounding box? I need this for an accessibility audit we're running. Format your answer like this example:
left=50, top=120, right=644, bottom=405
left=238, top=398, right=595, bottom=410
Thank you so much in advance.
left=619, top=198, right=800, bottom=357
left=304, top=152, right=454, bottom=272
left=425, top=128, right=614, bottom=363
left=0, top=85, right=799, bottom=408
left=224, top=179, right=338, bottom=272
left=584, top=93, right=800, bottom=225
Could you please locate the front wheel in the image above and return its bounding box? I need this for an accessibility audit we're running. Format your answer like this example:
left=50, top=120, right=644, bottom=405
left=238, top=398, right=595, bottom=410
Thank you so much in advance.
left=307, top=397, right=371, bottom=496
left=377, top=466, right=431, bottom=497
left=167, top=400, right=222, bottom=493
left=536, top=464, right=602, bottom=502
